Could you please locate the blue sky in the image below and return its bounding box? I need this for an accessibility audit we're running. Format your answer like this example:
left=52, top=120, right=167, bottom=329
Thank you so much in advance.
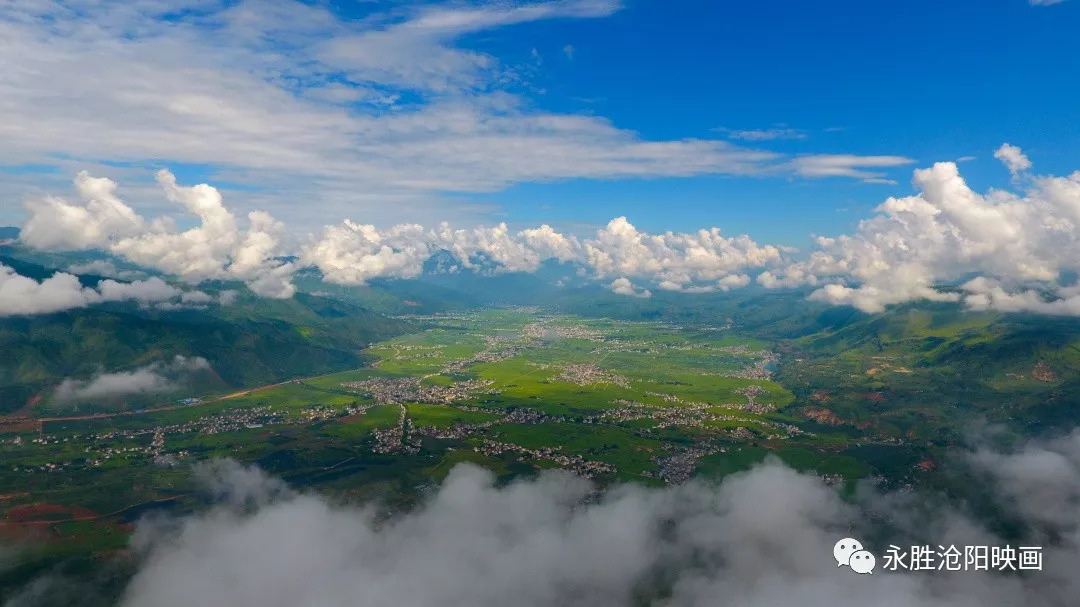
left=464, top=0, right=1080, bottom=241
left=0, top=0, right=1077, bottom=246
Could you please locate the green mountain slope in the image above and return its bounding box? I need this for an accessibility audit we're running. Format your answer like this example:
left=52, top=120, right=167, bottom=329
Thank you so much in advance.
left=0, top=272, right=415, bottom=416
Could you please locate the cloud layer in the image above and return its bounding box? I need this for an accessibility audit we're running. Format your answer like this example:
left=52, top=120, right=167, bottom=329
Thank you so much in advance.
left=13, top=143, right=1080, bottom=317
left=14, top=431, right=1071, bottom=607
left=0, top=264, right=202, bottom=317
left=52, top=355, right=212, bottom=403
left=18, top=170, right=782, bottom=300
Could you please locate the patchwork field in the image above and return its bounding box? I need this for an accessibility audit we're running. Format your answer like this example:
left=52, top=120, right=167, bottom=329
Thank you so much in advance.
left=1, top=307, right=930, bottom=572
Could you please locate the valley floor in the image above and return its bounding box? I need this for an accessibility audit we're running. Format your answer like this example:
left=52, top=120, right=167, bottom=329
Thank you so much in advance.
left=1, top=307, right=941, bottom=583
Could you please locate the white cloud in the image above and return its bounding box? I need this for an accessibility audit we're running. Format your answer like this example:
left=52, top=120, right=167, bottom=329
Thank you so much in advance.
left=562, top=44, right=575, bottom=59
left=961, top=278, right=1080, bottom=316
left=0, top=265, right=101, bottom=317
left=52, top=355, right=211, bottom=403
left=23, top=170, right=296, bottom=298
left=584, top=217, right=781, bottom=290
left=608, top=277, right=651, bottom=298
left=24, top=145, right=1080, bottom=318
left=1030, top=0, right=1067, bottom=5
left=994, top=143, right=1032, bottom=176
left=302, top=221, right=431, bottom=285
left=764, top=145, right=1080, bottom=315
left=67, top=260, right=146, bottom=280
left=0, top=264, right=203, bottom=317
left=716, top=273, right=751, bottom=290
left=21, top=171, right=146, bottom=250
left=15, top=441, right=1073, bottom=607
left=715, top=126, right=807, bottom=141
left=316, top=1, right=618, bottom=92
left=791, top=154, right=915, bottom=182
left=0, top=0, right=912, bottom=230
left=181, top=290, right=214, bottom=305
left=97, top=276, right=182, bottom=305
left=300, top=212, right=778, bottom=294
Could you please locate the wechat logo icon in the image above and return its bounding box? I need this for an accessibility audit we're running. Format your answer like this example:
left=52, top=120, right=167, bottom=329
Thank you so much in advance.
left=834, top=538, right=876, bottom=575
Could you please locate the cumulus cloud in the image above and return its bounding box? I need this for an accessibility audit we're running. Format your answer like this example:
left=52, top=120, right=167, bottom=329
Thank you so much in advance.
left=0, top=265, right=199, bottom=317
left=763, top=145, right=1080, bottom=315
left=23, top=171, right=296, bottom=298
left=21, top=438, right=1073, bottom=607
left=23, top=170, right=781, bottom=296
left=19, top=171, right=146, bottom=250
left=66, top=260, right=146, bottom=280
left=995, top=143, right=1032, bottom=176
left=52, top=355, right=211, bottom=403
left=608, top=277, right=651, bottom=298
left=961, top=278, right=1080, bottom=316
left=301, top=219, right=582, bottom=285
left=20, top=145, right=1080, bottom=315
left=583, top=217, right=780, bottom=291
left=302, top=221, right=431, bottom=284
left=0, top=265, right=101, bottom=317
left=302, top=214, right=776, bottom=296
left=97, top=277, right=182, bottom=304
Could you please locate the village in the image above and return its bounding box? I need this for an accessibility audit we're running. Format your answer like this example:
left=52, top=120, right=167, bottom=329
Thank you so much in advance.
left=475, top=440, right=616, bottom=478
left=4, top=313, right=814, bottom=487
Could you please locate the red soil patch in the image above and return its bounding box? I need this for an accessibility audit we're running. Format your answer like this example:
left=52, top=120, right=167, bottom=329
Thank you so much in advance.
left=0, top=417, right=39, bottom=433
left=916, top=459, right=936, bottom=472
left=402, top=299, right=422, bottom=307
left=1032, top=361, right=1056, bottom=382
left=94, top=548, right=132, bottom=561
left=0, top=521, right=53, bottom=542
left=5, top=503, right=98, bottom=523
left=803, top=408, right=843, bottom=425
left=809, top=390, right=831, bottom=403
left=859, top=392, right=886, bottom=402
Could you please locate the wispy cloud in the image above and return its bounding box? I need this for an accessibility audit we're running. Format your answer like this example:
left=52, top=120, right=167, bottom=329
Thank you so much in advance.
left=714, top=126, right=808, bottom=141
left=790, top=154, right=915, bottom=181
left=0, top=0, right=911, bottom=229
